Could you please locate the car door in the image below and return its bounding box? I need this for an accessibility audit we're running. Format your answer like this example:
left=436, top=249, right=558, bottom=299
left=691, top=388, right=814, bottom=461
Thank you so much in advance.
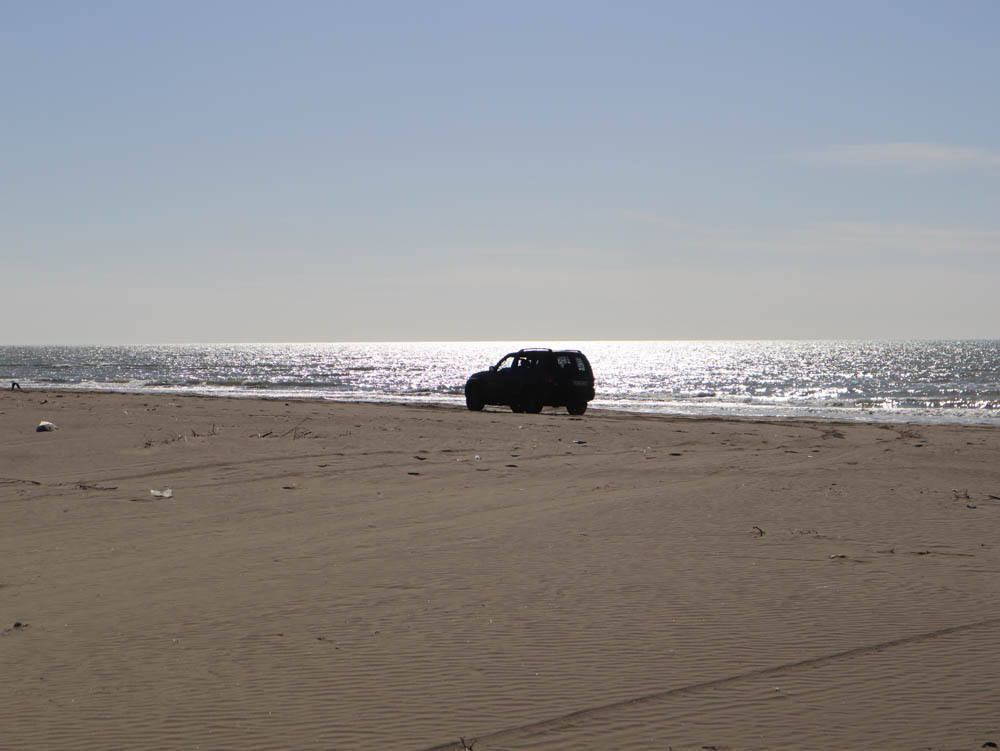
left=555, top=353, right=594, bottom=398
left=490, top=354, right=517, bottom=402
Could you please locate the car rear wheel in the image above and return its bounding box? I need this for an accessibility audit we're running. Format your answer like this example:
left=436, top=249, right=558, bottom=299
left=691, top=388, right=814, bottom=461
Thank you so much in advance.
left=567, top=400, right=588, bottom=415
left=465, top=384, right=485, bottom=411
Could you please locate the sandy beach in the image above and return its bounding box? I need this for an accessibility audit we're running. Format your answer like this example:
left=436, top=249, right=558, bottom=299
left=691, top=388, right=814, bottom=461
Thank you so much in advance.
left=2, top=390, right=999, bottom=750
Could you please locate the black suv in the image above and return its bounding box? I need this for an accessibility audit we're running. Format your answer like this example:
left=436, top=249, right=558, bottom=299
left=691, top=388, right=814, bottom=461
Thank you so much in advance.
left=464, top=349, right=595, bottom=415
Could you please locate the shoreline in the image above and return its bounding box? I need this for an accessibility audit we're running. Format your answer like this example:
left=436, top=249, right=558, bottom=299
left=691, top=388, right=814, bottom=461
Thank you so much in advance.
left=8, top=339, right=1000, bottom=428
left=8, top=385, right=1000, bottom=429
left=3, top=390, right=999, bottom=749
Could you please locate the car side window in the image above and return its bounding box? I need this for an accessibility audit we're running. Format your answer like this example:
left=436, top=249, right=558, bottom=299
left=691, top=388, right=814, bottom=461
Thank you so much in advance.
left=496, top=356, right=515, bottom=371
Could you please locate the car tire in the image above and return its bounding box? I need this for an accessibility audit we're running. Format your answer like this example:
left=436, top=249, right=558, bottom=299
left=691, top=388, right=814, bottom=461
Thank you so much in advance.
left=465, top=384, right=485, bottom=411
left=567, top=400, right=588, bottom=415
left=510, top=402, right=524, bottom=413
left=521, top=391, right=544, bottom=414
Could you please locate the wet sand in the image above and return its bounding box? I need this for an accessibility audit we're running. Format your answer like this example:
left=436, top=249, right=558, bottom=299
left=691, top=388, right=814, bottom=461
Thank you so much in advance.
left=2, top=390, right=999, bottom=750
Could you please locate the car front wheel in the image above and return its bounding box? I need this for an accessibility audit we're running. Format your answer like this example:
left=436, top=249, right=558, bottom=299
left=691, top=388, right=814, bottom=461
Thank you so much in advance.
left=521, top=390, right=544, bottom=414
left=567, top=400, right=588, bottom=415
left=465, top=383, right=485, bottom=411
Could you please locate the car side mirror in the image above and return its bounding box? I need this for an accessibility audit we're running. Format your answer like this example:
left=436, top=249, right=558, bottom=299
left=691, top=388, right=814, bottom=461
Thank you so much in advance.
left=490, top=365, right=497, bottom=372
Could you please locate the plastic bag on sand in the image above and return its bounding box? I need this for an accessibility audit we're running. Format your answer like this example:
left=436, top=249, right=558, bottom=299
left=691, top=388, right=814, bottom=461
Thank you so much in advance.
left=36, top=421, right=57, bottom=432
left=150, top=488, right=174, bottom=499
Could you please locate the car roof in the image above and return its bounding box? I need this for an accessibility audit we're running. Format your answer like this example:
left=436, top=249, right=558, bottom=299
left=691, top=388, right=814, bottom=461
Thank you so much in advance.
left=512, top=348, right=585, bottom=355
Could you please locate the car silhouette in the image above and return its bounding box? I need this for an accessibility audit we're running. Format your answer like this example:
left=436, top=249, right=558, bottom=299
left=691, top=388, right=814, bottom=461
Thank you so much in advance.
left=464, top=348, right=595, bottom=415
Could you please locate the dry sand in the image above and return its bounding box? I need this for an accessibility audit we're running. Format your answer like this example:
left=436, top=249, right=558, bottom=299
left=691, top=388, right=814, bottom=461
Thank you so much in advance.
left=2, top=390, right=999, bottom=750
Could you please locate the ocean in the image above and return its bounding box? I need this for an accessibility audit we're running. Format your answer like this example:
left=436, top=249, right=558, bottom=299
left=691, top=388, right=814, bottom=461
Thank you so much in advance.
left=3, top=340, right=1000, bottom=425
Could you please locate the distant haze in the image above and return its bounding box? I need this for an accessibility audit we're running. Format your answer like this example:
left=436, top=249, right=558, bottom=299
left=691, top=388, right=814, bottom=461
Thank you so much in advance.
left=3, top=2, right=999, bottom=344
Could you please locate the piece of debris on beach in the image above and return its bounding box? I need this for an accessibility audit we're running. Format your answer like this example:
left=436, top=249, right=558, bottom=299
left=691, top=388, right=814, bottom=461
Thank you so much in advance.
left=36, top=420, right=57, bottom=432
left=150, top=488, right=173, bottom=499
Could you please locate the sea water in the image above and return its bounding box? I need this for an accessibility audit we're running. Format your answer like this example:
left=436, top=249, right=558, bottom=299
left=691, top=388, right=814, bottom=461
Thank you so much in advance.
left=3, top=340, right=1000, bottom=424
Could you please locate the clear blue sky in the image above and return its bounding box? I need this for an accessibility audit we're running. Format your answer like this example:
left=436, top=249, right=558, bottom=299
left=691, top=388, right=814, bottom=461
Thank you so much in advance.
left=3, top=1, right=999, bottom=343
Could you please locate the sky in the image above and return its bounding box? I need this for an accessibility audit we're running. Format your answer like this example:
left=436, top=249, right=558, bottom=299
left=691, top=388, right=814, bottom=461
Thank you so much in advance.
left=3, top=0, right=999, bottom=344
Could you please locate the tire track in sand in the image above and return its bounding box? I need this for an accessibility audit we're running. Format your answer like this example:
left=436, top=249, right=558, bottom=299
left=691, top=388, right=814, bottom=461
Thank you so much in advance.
left=414, top=615, right=1000, bottom=751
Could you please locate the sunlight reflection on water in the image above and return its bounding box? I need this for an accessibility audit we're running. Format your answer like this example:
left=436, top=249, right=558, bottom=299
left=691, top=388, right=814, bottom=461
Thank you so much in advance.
left=4, top=340, right=1000, bottom=424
